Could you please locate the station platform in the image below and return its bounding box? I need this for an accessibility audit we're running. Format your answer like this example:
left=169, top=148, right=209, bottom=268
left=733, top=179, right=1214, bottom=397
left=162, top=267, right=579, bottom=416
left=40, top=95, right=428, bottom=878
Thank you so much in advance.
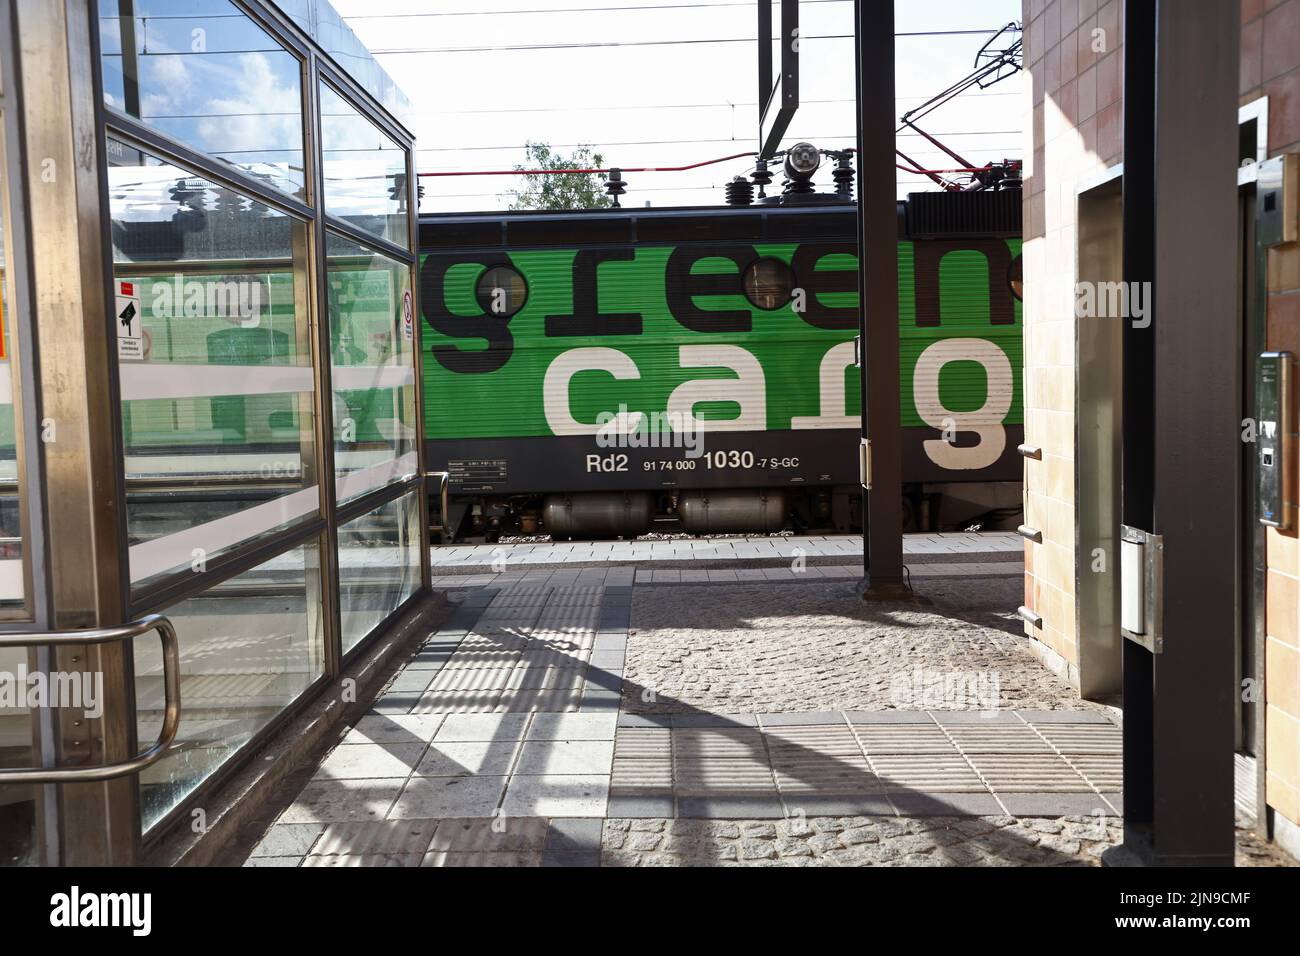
left=430, top=531, right=1024, bottom=588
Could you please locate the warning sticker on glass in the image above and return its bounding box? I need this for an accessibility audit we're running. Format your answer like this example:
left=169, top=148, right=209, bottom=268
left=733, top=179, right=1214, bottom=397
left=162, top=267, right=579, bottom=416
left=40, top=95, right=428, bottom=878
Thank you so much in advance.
left=115, top=279, right=143, bottom=361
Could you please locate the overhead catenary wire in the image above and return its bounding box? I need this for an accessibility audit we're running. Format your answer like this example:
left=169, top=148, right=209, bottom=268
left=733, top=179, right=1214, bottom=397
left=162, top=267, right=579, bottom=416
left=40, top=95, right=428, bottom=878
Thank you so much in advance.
left=349, top=0, right=855, bottom=18
left=368, top=29, right=1017, bottom=55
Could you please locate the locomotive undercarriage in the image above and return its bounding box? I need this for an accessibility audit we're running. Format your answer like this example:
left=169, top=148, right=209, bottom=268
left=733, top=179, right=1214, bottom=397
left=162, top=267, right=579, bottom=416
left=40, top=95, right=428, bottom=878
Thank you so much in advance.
left=437, top=481, right=1022, bottom=543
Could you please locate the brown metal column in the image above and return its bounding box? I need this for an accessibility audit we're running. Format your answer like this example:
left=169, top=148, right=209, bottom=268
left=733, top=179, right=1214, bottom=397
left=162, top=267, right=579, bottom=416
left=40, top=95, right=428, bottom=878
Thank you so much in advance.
left=16, top=0, right=137, bottom=864
left=854, top=0, right=904, bottom=593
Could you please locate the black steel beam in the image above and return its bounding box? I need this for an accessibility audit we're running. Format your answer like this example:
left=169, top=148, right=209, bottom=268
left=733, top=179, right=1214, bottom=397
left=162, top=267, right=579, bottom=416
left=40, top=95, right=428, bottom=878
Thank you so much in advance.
left=1115, top=0, right=1240, bottom=866
left=854, top=0, right=904, bottom=591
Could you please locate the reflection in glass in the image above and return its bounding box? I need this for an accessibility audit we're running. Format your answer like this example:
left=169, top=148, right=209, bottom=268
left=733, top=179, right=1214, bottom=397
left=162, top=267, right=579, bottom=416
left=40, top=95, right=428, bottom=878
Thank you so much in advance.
left=338, top=490, right=421, bottom=656
left=327, top=232, right=417, bottom=502
left=108, top=137, right=318, bottom=591
left=99, top=0, right=307, bottom=200
left=135, top=543, right=324, bottom=830
left=319, top=82, right=410, bottom=248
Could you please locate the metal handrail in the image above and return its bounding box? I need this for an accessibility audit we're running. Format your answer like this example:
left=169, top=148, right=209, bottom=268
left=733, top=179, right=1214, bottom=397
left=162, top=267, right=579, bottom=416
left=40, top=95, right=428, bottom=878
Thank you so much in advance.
left=0, top=614, right=181, bottom=783
left=428, top=471, right=451, bottom=543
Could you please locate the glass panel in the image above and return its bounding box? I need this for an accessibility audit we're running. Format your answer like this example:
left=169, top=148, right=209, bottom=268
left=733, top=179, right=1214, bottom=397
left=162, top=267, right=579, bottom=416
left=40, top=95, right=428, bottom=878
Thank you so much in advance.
left=338, top=489, right=421, bottom=656
left=0, top=125, right=24, bottom=613
left=319, top=82, right=410, bottom=248
left=327, top=232, right=417, bottom=501
left=0, top=103, right=36, bottom=862
left=135, top=541, right=324, bottom=831
left=0, top=646, right=37, bottom=866
left=108, top=137, right=319, bottom=591
left=98, top=0, right=308, bottom=201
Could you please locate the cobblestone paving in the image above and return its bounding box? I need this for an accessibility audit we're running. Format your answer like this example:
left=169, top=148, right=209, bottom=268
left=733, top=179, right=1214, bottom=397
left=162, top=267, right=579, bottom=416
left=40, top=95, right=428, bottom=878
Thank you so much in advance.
left=601, top=815, right=1123, bottom=866
left=622, top=575, right=1101, bottom=716
left=600, top=816, right=1295, bottom=867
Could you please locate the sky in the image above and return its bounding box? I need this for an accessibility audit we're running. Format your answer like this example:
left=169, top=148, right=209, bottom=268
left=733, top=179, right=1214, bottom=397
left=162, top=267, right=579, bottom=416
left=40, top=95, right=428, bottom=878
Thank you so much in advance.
left=330, top=0, right=1026, bottom=213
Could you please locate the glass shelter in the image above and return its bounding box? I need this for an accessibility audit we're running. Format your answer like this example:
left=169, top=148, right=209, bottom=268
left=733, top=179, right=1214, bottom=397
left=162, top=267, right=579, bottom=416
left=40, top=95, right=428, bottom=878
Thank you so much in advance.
left=0, top=0, right=427, bottom=865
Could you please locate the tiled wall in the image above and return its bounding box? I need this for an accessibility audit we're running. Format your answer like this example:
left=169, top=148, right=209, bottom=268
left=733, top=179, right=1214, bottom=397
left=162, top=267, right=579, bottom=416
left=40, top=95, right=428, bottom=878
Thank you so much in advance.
left=1246, top=0, right=1300, bottom=828
left=1022, top=0, right=1300, bottom=831
left=1020, top=0, right=1123, bottom=685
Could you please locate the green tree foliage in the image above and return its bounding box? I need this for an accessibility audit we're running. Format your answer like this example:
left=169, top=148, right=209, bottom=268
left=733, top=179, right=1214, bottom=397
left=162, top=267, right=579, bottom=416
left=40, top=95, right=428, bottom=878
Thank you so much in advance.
left=509, top=142, right=612, bottom=211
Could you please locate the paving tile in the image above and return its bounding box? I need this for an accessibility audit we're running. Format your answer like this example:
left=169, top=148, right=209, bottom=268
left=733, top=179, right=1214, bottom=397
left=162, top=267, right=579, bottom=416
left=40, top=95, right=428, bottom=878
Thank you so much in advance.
left=1066, top=754, right=1123, bottom=790
left=386, top=670, right=437, bottom=694
left=280, top=778, right=407, bottom=824
left=887, top=792, right=1003, bottom=816
left=500, top=774, right=610, bottom=818
left=672, top=728, right=766, bottom=760
left=527, top=712, right=618, bottom=741
left=617, top=713, right=672, bottom=728
left=312, top=819, right=438, bottom=856
left=676, top=796, right=784, bottom=819
left=243, top=856, right=302, bottom=867
left=1034, top=725, right=1122, bottom=754
left=929, top=710, right=1023, bottom=724
left=997, top=793, right=1115, bottom=817
left=545, top=817, right=604, bottom=852
left=592, top=634, right=628, bottom=652
left=614, top=727, right=671, bottom=756
left=428, top=816, right=549, bottom=851
left=606, top=795, right=675, bottom=818
left=578, top=690, right=622, bottom=711
left=416, top=739, right=521, bottom=776
left=844, top=710, right=936, bottom=723
left=345, top=714, right=446, bottom=745
left=671, top=713, right=758, bottom=728
left=855, top=724, right=958, bottom=755
left=757, top=711, right=846, bottom=727
left=674, top=757, right=776, bottom=795
left=496, top=685, right=584, bottom=712
left=315, top=743, right=428, bottom=780
left=870, top=754, right=986, bottom=792
left=611, top=759, right=673, bottom=794
left=1016, top=709, right=1114, bottom=724
left=541, top=850, right=601, bottom=868
left=514, top=739, right=615, bottom=775
left=370, top=693, right=421, bottom=715
left=250, top=823, right=324, bottom=858
left=969, top=754, right=1091, bottom=792
left=772, top=755, right=878, bottom=793
left=588, top=649, right=627, bottom=670
left=434, top=713, right=530, bottom=742
left=947, top=725, right=1054, bottom=754
left=388, top=775, right=507, bottom=819
left=413, top=693, right=502, bottom=714
left=422, top=851, right=542, bottom=867
left=764, top=724, right=863, bottom=757
left=302, top=853, right=422, bottom=867
left=781, top=794, right=895, bottom=816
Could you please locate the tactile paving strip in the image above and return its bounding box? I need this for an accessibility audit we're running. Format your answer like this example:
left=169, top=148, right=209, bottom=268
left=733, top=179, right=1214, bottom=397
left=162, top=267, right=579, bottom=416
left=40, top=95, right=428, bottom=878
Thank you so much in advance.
left=408, top=585, right=610, bottom=714
left=609, top=711, right=1123, bottom=816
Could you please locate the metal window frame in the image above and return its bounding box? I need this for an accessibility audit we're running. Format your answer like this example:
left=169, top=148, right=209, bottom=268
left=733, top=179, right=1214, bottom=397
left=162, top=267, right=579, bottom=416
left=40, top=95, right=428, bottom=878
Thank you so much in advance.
left=86, top=0, right=427, bottom=848
left=0, top=0, right=47, bottom=628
